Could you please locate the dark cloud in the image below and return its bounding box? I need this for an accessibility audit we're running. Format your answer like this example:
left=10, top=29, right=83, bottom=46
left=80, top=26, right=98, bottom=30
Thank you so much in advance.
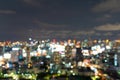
left=22, top=0, right=41, bottom=7
left=0, top=0, right=119, bottom=40
left=95, top=14, right=112, bottom=22
left=94, top=23, right=120, bottom=31
left=33, top=20, right=70, bottom=30
left=0, top=10, right=16, bottom=14
left=92, top=0, right=120, bottom=13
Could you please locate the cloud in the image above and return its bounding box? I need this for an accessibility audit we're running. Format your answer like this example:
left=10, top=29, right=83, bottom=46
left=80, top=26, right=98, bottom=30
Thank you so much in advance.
left=103, top=32, right=113, bottom=36
left=92, top=0, right=120, bottom=13
left=0, top=10, right=16, bottom=14
left=95, top=33, right=102, bottom=36
left=22, top=0, right=54, bottom=7
left=73, top=31, right=95, bottom=35
left=92, top=32, right=113, bottom=36
left=33, top=20, right=69, bottom=30
left=22, top=0, right=41, bottom=6
left=96, top=14, right=112, bottom=22
left=94, top=23, right=120, bottom=31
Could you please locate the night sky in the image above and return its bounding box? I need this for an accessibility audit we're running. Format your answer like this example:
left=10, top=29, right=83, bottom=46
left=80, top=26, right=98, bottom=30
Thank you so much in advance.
left=0, top=0, right=120, bottom=41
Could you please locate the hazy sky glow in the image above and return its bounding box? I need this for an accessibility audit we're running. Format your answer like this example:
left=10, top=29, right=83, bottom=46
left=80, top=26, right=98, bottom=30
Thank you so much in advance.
left=0, top=0, right=120, bottom=41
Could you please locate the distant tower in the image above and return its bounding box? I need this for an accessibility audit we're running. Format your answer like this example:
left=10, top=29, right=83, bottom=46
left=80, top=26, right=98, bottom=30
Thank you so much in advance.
left=53, top=52, right=61, bottom=64
left=114, top=54, right=118, bottom=67
left=65, top=44, right=72, bottom=58
left=18, top=49, right=23, bottom=62
left=26, top=46, right=31, bottom=63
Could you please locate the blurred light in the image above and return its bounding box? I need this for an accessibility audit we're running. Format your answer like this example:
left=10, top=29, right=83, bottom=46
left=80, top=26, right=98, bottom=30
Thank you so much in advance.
left=46, top=55, right=51, bottom=58
left=29, top=38, right=32, bottom=41
left=3, top=53, right=11, bottom=59
left=28, top=75, right=32, bottom=79
left=23, top=52, right=27, bottom=57
left=0, top=56, right=3, bottom=60
left=62, top=62, right=65, bottom=64
left=106, top=45, right=111, bottom=50
left=70, top=70, right=73, bottom=73
left=72, top=73, right=75, bottom=75
left=57, top=70, right=61, bottom=74
left=12, top=47, right=20, bottom=51
left=106, top=39, right=109, bottom=43
left=71, top=66, right=73, bottom=68
left=93, top=40, right=97, bottom=43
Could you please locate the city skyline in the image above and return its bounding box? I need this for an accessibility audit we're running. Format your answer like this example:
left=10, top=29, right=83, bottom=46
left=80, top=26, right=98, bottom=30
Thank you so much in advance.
left=0, top=0, right=120, bottom=41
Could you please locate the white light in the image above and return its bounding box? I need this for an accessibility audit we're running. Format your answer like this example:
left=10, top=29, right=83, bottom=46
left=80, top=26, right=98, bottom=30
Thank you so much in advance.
left=71, top=66, right=73, bottom=68
left=46, top=55, right=51, bottom=58
left=73, top=73, right=75, bottom=75
left=106, top=45, right=111, bottom=50
left=91, top=51, right=98, bottom=55
left=0, top=56, right=3, bottom=60
left=62, top=62, right=65, bottom=64
left=23, top=52, right=27, bottom=57
left=3, top=53, right=11, bottom=59
left=12, top=47, right=20, bottom=51
left=57, top=70, right=61, bottom=74
left=29, top=38, right=32, bottom=41
left=70, top=70, right=73, bottom=73
left=28, top=75, right=32, bottom=79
